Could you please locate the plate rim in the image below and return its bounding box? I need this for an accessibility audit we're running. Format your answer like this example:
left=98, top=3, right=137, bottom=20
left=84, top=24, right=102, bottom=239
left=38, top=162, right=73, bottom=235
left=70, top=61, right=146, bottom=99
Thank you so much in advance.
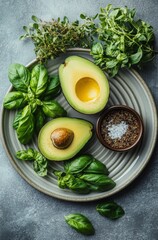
left=1, top=48, right=158, bottom=202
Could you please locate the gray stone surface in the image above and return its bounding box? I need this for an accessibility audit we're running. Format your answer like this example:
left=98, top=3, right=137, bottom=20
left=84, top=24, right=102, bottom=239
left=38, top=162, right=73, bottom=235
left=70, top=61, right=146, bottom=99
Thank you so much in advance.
left=0, top=0, right=158, bottom=239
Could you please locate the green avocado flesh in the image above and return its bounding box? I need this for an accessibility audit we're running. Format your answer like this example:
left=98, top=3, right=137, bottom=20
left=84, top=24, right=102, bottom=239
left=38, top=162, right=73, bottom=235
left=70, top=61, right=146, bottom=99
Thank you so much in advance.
left=38, top=117, right=93, bottom=161
left=59, top=56, right=109, bottom=114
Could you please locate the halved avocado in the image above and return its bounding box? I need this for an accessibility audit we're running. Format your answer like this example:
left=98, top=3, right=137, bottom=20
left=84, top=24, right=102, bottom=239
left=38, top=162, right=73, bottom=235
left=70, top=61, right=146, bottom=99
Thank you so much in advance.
left=38, top=117, right=93, bottom=161
left=59, top=56, right=109, bottom=114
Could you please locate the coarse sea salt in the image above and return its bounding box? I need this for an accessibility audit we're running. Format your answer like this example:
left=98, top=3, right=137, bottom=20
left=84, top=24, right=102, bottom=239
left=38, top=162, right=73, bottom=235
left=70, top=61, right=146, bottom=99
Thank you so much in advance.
left=107, top=121, right=128, bottom=139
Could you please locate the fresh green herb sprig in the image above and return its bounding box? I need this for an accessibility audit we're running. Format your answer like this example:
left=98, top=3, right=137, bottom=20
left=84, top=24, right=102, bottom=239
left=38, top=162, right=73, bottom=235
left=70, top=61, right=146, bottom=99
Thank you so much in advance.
left=3, top=63, right=66, bottom=144
left=91, top=4, right=155, bottom=76
left=54, top=155, right=115, bottom=193
left=20, top=15, right=97, bottom=62
left=16, top=148, right=48, bottom=177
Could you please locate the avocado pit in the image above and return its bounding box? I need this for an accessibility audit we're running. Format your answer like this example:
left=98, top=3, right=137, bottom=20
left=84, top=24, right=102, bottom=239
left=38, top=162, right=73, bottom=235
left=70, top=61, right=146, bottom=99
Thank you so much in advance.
left=50, top=128, right=74, bottom=149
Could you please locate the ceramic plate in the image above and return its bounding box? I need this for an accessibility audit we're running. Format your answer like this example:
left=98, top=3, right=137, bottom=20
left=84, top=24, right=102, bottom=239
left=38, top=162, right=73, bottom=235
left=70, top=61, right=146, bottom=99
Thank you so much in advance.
left=1, top=49, right=157, bottom=202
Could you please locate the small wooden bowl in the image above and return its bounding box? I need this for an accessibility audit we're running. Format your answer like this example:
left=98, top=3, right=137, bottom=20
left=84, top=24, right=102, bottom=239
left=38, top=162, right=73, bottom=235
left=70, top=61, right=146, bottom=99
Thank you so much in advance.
left=96, top=105, right=144, bottom=152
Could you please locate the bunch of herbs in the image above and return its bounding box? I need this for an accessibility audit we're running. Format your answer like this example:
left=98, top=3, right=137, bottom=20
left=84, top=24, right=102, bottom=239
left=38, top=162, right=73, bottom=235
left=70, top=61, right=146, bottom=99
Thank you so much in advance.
left=3, top=63, right=66, bottom=144
left=54, top=154, right=116, bottom=193
left=21, top=4, right=155, bottom=76
left=20, top=15, right=97, bottom=62
left=91, top=4, right=155, bottom=76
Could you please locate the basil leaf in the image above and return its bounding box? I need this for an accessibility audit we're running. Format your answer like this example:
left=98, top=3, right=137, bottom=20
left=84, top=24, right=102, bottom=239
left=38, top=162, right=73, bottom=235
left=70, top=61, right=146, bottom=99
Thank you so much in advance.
left=106, top=60, right=118, bottom=69
left=64, top=155, right=93, bottom=174
left=33, top=152, right=47, bottom=177
left=3, top=92, right=28, bottom=109
left=16, top=105, right=35, bottom=144
left=34, top=107, right=46, bottom=133
left=86, top=183, right=104, bottom=191
left=83, top=158, right=109, bottom=175
left=30, top=64, right=48, bottom=97
left=65, top=174, right=90, bottom=194
left=54, top=171, right=68, bottom=189
left=42, top=100, right=67, bottom=118
left=16, top=148, right=48, bottom=177
left=91, top=42, right=104, bottom=56
left=96, top=202, right=125, bottom=219
left=27, top=86, right=35, bottom=101
left=13, top=109, right=23, bottom=129
left=54, top=170, right=65, bottom=178
left=8, top=63, right=31, bottom=92
left=16, top=148, right=35, bottom=160
left=129, top=47, right=143, bottom=64
left=65, top=213, right=95, bottom=235
left=55, top=172, right=90, bottom=193
left=44, top=75, right=61, bottom=97
left=79, top=173, right=116, bottom=191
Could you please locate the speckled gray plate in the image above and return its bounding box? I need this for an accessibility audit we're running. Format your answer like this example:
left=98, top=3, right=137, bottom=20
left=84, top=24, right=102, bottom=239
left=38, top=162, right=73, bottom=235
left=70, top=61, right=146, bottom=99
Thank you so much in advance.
left=1, top=49, right=157, bottom=202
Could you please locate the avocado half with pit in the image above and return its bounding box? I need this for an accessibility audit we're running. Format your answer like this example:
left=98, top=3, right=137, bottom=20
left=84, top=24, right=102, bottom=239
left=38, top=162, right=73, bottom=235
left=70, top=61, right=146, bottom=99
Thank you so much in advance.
left=59, top=56, right=109, bottom=114
left=38, top=117, right=93, bottom=161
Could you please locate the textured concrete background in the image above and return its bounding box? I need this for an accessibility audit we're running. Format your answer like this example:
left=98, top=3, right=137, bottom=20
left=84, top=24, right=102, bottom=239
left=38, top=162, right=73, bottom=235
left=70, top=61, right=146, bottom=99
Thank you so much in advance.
left=0, top=0, right=158, bottom=239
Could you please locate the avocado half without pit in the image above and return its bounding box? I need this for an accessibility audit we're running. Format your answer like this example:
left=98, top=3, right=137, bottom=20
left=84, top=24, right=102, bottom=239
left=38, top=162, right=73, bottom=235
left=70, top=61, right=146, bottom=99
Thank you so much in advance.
left=59, top=56, right=109, bottom=114
left=38, top=117, right=93, bottom=161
